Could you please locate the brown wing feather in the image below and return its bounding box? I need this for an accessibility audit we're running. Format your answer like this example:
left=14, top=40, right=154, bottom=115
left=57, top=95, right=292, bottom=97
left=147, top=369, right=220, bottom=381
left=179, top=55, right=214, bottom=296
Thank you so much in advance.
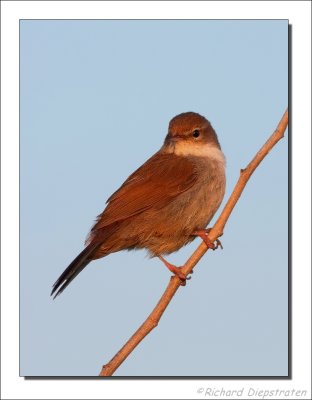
left=90, top=152, right=198, bottom=233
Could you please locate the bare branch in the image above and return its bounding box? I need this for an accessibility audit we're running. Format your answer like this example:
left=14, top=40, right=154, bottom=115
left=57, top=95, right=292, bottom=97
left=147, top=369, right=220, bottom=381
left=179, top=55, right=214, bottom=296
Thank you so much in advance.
left=99, top=109, right=288, bottom=376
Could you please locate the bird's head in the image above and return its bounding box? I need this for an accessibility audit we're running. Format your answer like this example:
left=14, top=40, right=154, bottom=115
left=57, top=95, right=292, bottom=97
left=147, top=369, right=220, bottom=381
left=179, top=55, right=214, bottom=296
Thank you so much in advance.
left=163, top=112, right=221, bottom=157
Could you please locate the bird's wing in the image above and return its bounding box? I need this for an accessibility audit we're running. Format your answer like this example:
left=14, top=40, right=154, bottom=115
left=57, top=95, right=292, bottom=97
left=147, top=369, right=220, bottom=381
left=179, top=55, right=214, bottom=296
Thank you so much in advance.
left=90, top=152, right=198, bottom=232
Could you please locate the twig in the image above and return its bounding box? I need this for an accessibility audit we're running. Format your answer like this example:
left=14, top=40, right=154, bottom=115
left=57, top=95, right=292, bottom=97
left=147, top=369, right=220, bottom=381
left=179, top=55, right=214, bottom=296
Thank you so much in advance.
left=99, top=109, right=288, bottom=376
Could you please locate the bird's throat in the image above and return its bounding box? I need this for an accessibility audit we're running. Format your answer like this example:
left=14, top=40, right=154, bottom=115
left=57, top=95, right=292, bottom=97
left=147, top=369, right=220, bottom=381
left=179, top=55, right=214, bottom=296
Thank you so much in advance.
left=164, top=142, right=226, bottom=166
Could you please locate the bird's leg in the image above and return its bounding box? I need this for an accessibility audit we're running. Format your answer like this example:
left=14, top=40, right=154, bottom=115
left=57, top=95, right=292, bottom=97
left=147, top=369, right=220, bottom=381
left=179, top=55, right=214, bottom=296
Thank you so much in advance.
left=158, top=255, right=191, bottom=286
left=192, top=228, right=223, bottom=250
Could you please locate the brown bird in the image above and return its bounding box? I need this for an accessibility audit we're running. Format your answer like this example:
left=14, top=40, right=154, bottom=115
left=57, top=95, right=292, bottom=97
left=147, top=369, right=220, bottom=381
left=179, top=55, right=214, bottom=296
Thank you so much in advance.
left=51, top=112, right=226, bottom=298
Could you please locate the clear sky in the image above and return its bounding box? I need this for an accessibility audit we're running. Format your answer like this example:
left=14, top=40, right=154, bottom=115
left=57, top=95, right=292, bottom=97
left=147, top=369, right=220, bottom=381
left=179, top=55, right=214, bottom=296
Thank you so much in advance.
left=20, top=19, right=288, bottom=377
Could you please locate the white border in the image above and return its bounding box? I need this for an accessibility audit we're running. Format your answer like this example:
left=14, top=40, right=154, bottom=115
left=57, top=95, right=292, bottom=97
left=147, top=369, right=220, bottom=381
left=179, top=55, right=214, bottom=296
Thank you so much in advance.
left=1, top=1, right=311, bottom=399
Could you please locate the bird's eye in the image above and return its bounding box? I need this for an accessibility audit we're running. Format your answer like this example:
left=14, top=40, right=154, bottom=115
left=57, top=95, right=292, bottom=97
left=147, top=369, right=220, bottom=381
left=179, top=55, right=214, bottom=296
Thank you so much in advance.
left=192, top=129, right=200, bottom=138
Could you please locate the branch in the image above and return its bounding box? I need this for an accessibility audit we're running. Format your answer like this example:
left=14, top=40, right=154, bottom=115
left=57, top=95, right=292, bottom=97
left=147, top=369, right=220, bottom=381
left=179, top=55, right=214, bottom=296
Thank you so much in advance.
left=99, top=109, right=288, bottom=376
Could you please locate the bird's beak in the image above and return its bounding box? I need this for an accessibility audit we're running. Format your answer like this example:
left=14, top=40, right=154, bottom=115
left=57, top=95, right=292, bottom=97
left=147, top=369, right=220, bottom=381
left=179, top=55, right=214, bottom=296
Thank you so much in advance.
left=165, top=134, right=184, bottom=144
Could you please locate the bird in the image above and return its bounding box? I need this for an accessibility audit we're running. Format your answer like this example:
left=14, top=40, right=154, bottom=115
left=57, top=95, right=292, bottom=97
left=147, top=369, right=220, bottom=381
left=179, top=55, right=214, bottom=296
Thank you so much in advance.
left=51, top=112, right=226, bottom=298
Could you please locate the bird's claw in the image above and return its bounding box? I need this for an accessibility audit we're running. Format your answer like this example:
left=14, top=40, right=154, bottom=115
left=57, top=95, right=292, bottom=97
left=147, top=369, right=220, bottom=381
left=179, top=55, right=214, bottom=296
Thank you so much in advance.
left=173, top=268, right=192, bottom=286
left=193, top=229, right=223, bottom=250
left=214, top=238, right=223, bottom=250
left=158, top=255, right=192, bottom=286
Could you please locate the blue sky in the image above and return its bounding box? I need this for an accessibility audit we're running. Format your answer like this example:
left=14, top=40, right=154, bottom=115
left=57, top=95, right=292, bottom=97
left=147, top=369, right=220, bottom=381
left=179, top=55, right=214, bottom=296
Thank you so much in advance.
left=20, top=19, right=288, bottom=376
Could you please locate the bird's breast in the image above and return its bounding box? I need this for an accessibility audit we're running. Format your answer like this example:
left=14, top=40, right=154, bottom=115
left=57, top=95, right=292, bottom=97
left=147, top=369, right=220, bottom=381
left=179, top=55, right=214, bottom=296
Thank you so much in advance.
left=170, top=155, right=226, bottom=232
left=134, top=155, right=226, bottom=255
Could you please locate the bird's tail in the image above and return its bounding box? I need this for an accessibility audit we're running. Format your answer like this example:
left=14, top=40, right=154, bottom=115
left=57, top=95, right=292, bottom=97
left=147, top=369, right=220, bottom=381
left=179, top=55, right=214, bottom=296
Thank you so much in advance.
left=51, top=241, right=102, bottom=299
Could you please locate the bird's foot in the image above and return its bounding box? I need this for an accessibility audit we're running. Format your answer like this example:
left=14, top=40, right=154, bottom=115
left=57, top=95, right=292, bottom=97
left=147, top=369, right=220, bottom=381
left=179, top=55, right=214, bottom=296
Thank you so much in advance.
left=193, top=228, right=223, bottom=250
left=158, top=255, right=191, bottom=286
